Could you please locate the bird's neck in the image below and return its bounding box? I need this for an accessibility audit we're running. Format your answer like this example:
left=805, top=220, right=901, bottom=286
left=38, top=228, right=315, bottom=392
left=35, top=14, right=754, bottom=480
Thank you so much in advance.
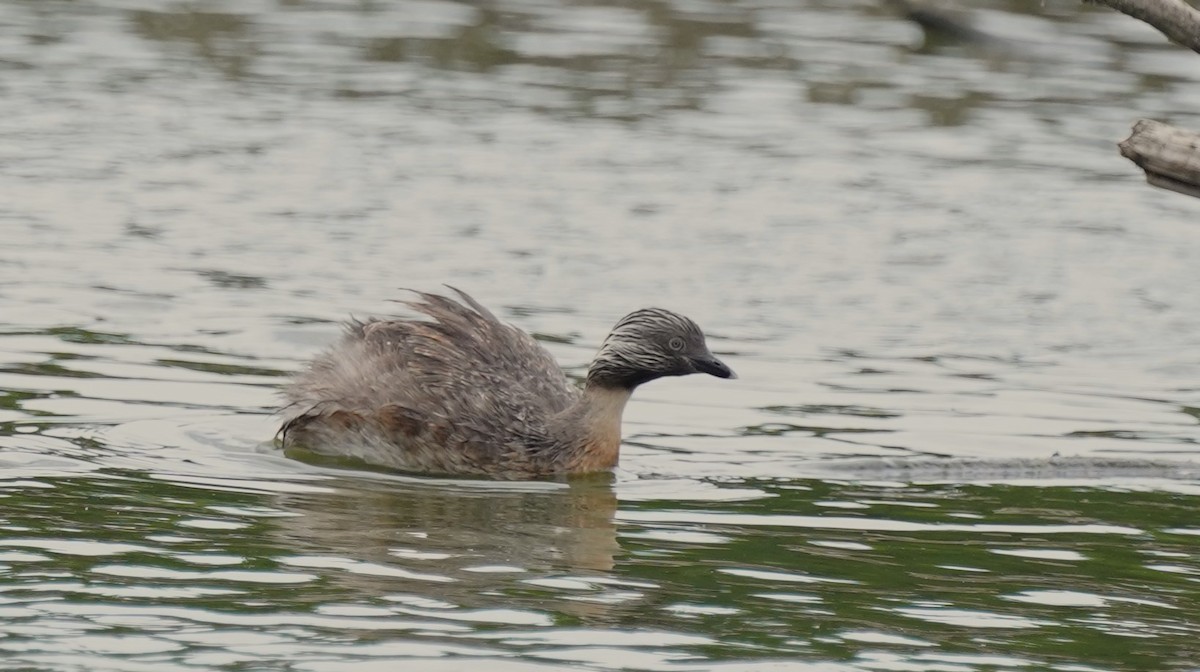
left=549, top=383, right=633, bottom=473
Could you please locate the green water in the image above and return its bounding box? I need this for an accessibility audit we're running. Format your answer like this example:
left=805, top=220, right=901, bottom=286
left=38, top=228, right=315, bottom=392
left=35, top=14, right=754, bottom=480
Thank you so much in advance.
left=2, top=470, right=1197, bottom=669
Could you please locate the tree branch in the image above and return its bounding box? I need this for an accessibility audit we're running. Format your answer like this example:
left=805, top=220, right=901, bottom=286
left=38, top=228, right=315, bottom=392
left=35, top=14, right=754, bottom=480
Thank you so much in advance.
left=1087, top=0, right=1200, bottom=54
left=1119, top=119, right=1200, bottom=199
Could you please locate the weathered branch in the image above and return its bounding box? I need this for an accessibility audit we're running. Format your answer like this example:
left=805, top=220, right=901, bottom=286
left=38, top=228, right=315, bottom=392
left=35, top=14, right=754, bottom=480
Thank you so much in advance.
left=1119, top=119, right=1200, bottom=199
left=1086, top=0, right=1200, bottom=55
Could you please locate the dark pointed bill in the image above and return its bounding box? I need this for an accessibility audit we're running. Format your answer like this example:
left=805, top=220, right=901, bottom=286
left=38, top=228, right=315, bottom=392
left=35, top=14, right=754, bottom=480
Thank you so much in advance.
left=692, top=355, right=736, bottom=380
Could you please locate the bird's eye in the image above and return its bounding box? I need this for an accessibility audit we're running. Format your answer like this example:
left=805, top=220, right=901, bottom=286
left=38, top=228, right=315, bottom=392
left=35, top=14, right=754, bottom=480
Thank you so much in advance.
left=668, top=337, right=685, bottom=351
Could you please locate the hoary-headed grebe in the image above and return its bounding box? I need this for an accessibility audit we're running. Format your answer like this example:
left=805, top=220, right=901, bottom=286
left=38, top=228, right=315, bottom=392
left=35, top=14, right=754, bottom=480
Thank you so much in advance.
left=279, top=288, right=734, bottom=479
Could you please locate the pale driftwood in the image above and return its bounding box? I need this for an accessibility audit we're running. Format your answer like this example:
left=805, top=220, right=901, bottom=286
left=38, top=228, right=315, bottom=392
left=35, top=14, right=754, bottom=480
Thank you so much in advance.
left=1119, top=119, right=1200, bottom=199
left=1086, top=0, right=1200, bottom=55
left=1087, top=2, right=1200, bottom=199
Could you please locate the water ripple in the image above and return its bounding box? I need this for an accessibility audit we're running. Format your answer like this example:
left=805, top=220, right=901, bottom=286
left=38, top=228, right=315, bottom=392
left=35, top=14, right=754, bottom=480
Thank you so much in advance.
left=2, top=0, right=1200, bottom=670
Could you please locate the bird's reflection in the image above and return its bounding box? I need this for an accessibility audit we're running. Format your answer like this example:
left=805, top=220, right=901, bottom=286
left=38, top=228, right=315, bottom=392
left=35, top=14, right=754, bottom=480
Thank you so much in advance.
left=268, top=472, right=621, bottom=612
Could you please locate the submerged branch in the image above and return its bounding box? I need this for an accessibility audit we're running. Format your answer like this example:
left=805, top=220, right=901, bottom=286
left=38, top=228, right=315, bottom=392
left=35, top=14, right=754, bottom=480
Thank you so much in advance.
left=1086, top=0, right=1200, bottom=54
left=1119, top=119, right=1200, bottom=199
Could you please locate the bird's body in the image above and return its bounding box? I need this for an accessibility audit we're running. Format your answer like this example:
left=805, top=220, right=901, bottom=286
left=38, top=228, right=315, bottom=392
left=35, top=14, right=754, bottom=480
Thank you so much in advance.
left=278, top=288, right=733, bottom=479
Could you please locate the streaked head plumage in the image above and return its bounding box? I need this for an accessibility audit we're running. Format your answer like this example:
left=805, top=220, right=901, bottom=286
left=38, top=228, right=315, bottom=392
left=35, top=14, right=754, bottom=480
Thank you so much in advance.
left=586, top=308, right=734, bottom=389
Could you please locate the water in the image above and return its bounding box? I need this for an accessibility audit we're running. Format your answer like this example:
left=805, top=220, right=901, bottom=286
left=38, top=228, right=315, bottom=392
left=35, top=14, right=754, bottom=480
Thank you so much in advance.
left=2, top=0, right=1199, bottom=669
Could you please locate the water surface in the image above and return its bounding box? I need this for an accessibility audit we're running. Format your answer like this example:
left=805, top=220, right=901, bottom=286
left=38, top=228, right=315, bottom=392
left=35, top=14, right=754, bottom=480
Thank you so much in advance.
left=2, top=0, right=1199, bottom=670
